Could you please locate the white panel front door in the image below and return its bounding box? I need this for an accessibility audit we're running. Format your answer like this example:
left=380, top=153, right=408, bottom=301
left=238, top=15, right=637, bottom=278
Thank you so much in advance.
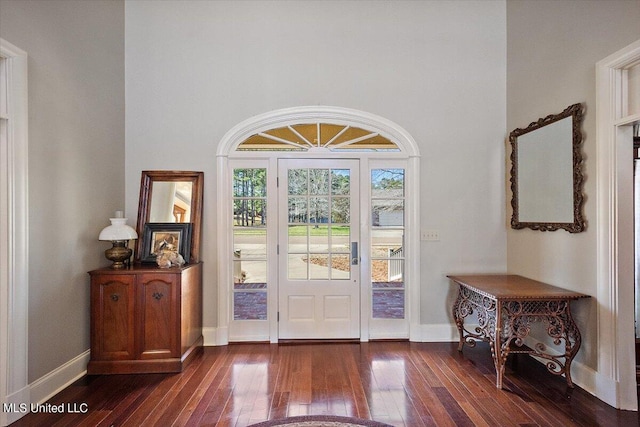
left=278, top=159, right=360, bottom=339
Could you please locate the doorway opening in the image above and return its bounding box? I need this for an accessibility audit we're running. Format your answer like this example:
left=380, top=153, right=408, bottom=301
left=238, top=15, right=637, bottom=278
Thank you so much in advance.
left=596, top=39, right=640, bottom=410
left=217, top=107, right=420, bottom=344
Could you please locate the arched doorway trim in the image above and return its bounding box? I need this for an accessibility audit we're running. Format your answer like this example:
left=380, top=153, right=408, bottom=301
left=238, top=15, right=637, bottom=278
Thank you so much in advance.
left=215, top=106, right=420, bottom=345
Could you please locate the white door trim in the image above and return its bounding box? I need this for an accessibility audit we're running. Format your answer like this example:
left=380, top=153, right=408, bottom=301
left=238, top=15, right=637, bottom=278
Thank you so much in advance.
left=216, top=106, right=420, bottom=345
left=0, top=38, right=29, bottom=426
left=595, top=38, right=640, bottom=411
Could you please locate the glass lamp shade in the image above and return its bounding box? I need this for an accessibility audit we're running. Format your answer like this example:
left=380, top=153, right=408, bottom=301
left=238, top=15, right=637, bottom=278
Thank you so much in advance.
left=99, top=217, right=138, bottom=269
left=99, top=218, right=138, bottom=241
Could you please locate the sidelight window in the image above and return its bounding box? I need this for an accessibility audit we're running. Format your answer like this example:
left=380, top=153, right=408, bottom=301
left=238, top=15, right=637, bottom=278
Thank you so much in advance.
left=233, top=168, right=268, bottom=320
left=370, top=168, right=405, bottom=319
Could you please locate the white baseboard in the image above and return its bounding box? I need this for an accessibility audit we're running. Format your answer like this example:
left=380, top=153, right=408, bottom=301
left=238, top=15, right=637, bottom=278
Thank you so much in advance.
left=1, top=350, right=90, bottom=426
left=1, top=383, right=30, bottom=426
left=593, top=369, right=623, bottom=409
left=29, top=350, right=90, bottom=406
left=203, top=326, right=227, bottom=346
left=415, top=323, right=461, bottom=342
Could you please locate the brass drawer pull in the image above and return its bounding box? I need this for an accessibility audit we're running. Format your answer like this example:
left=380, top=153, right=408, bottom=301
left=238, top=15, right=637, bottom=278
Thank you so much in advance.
left=110, top=294, right=119, bottom=302
left=152, top=292, right=164, bottom=300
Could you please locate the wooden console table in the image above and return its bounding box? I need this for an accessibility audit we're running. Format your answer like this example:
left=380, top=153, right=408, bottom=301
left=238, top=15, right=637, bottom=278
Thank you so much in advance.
left=447, top=274, right=590, bottom=389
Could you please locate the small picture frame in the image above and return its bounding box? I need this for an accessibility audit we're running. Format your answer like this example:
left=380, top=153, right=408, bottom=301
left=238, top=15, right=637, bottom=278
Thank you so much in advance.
left=141, top=222, right=192, bottom=264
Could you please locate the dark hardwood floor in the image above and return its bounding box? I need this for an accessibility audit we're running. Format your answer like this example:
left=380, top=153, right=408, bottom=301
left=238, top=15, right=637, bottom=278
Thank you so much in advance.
left=9, top=342, right=639, bottom=426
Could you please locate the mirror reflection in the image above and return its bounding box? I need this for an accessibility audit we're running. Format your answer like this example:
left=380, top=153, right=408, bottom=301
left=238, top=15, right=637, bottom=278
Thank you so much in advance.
left=149, top=181, right=193, bottom=223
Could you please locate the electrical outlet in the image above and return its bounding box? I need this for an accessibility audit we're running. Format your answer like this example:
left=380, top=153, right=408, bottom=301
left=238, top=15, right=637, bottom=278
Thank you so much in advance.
left=421, top=230, right=440, bottom=241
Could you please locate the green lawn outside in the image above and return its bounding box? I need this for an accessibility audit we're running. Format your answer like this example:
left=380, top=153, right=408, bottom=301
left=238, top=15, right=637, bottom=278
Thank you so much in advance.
left=233, top=225, right=350, bottom=236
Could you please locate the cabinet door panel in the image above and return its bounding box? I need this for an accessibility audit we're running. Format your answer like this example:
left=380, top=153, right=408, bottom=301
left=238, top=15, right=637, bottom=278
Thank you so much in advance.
left=138, top=274, right=178, bottom=358
left=92, top=276, right=135, bottom=360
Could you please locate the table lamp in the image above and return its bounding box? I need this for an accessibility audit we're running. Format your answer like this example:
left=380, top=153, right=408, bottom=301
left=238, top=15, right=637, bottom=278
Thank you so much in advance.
left=99, top=211, right=138, bottom=269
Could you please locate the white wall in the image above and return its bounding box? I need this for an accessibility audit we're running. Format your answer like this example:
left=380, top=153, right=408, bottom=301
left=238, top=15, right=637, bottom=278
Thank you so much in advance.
left=125, top=0, right=507, bottom=332
left=506, top=0, right=640, bottom=372
left=0, top=0, right=125, bottom=382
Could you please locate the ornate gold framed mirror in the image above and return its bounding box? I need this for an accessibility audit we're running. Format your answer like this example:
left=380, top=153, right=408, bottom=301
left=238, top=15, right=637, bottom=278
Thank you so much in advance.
left=134, top=170, right=204, bottom=263
left=509, top=103, right=586, bottom=232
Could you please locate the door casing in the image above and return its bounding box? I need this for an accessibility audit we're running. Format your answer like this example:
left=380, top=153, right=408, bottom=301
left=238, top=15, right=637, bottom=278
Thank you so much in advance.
left=218, top=106, right=421, bottom=345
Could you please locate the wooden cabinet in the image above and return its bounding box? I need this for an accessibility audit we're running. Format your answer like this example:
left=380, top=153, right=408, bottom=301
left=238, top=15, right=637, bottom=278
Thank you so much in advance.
left=88, top=263, right=202, bottom=374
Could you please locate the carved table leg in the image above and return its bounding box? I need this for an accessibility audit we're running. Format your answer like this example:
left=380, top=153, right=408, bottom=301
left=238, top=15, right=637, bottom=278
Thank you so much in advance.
left=557, top=301, right=582, bottom=388
left=452, top=285, right=465, bottom=351
left=492, top=303, right=506, bottom=389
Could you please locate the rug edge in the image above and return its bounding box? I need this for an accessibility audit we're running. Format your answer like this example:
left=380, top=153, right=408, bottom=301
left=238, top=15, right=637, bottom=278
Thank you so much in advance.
left=247, top=414, right=394, bottom=427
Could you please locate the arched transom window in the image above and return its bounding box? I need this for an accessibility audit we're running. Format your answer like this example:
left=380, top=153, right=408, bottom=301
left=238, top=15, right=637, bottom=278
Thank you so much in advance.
left=237, top=123, right=400, bottom=152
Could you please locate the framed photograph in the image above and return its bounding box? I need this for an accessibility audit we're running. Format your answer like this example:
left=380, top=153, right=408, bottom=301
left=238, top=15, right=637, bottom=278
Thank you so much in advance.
left=141, top=222, right=192, bottom=264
